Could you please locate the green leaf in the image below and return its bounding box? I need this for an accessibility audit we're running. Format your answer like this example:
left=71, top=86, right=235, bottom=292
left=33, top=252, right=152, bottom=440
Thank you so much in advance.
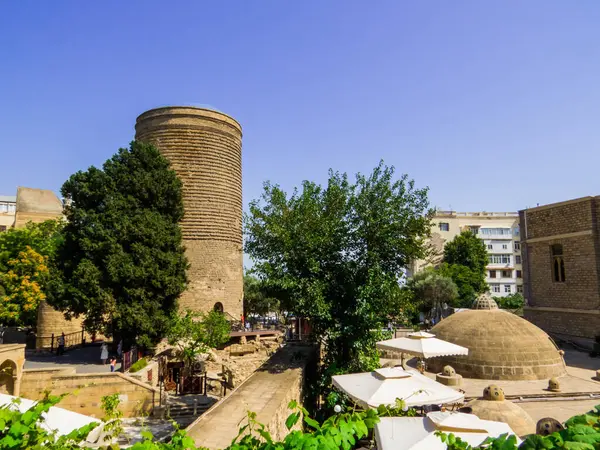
left=285, top=412, right=300, bottom=430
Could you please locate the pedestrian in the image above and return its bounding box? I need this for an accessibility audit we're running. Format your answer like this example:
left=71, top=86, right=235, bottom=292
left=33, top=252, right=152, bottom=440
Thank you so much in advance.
left=100, top=342, right=108, bottom=365
left=117, top=340, right=123, bottom=358
left=110, top=356, right=117, bottom=372
left=57, top=332, right=65, bottom=356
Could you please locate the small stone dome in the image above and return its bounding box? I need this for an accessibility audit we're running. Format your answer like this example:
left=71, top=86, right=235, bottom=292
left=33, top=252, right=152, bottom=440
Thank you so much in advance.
left=483, top=385, right=505, bottom=401
left=547, top=378, right=560, bottom=392
left=468, top=396, right=536, bottom=437
left=536, top=418, right=564, bottom=436
left=472, top=292, right=499, bottom=310
left=428, top=309, right=566, bottom=380
left=442, top=365, right=456, bottom=377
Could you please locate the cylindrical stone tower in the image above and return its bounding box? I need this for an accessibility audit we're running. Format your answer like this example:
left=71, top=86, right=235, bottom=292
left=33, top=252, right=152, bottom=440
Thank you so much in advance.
left=135, top=106, right=243, bottom=320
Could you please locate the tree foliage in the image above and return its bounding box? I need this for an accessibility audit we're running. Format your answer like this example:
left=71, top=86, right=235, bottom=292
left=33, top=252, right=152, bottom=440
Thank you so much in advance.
left=48, top=141, right=188, bottom=348
left=495, top=293, right=524, bottom=311
left=243, top=275, right=281, bottom=318
left=0, top=246, right=49, bottom=327
left=407, top=268, right=458, bottom=322
left=167, top=310, right=231, bottom=373
left=0, top=220, right=63, bottom=326
left=441, top=231, right=488, bottom=307
left=245, top=161, right=432, bottom=378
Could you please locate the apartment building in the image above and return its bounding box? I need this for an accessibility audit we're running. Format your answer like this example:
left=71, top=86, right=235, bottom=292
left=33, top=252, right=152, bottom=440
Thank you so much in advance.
left=0, top=195, right=16, bottom=231
left=410, top=211, right=523, bottom=297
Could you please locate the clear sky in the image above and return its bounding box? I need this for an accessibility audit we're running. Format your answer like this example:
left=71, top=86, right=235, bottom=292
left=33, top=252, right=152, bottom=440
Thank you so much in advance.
left=1, top=1, right=600, bottom=213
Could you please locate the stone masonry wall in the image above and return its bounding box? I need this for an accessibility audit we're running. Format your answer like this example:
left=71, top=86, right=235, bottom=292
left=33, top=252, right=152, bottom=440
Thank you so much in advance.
left=21, top=368, right=159, bottom=418
left=135, top=107, right=243, bottom=319
left=521, top=197, right=600, bottom=342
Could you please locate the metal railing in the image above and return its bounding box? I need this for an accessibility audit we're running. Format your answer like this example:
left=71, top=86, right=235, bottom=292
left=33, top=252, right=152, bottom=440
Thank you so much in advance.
left=41, top=329, right=86, bottom=353
left=122, top=345, right=139, bottom=372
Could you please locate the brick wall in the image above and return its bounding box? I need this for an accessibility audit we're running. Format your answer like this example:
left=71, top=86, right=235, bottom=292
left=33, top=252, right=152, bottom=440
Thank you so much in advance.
left=521, top=197, right=600, bottom=342
left=21, top=368, right=159, bottom=418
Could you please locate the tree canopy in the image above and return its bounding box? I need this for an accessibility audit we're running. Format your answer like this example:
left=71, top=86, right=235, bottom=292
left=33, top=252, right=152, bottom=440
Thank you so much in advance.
left=406, top=268, right=458, bottom=323
left=0, top=220, right=63, bottom=326
left=245, top=161, right=432, bottom=376
left=48, top=141, right=188, bottom=347
left=243, top=275, right=281, bottom=319
left=441, top=231, right=488, bottom=307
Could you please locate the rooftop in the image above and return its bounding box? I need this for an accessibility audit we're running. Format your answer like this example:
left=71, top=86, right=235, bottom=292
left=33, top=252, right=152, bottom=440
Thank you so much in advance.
left=0, top=195, right=17, bottom=203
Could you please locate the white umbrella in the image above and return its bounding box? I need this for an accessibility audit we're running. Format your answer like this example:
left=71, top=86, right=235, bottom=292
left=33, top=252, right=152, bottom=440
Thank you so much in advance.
left=331, top=367, right=464, bottom=408
left=375, top=412, right=521, bottom=450
left=376, top=331, right=468, bottom=359
left=0, top=393, right=104, bottom=442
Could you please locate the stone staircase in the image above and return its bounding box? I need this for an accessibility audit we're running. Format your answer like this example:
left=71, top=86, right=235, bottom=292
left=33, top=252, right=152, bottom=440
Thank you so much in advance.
left=162, top=394, right=218, bottom=422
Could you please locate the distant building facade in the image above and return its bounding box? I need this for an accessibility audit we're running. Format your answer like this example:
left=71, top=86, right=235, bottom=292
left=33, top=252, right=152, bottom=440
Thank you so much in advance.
left=520, top=196, right=600, bottom=346
left=410, top=211, right=523, bottom=298
left=0, top=195, right=16, bottom=232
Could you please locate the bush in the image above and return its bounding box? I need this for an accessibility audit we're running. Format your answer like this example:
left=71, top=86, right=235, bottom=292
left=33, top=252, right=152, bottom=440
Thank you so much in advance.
left=129, top=357, right=148, bottom=373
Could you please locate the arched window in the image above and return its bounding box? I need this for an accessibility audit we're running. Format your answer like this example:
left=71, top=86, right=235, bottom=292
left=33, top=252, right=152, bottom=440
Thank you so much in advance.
left=551, top=244, right=565, bottom=282
left=213, top=302, right=224, bottom=313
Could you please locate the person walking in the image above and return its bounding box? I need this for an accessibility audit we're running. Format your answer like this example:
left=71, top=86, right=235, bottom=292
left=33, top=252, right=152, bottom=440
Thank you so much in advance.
left=100, top=342, right=108, bottom=365
left=57, top=332, right=65, bottom=356
left=110, top=356, right=117, bottom=372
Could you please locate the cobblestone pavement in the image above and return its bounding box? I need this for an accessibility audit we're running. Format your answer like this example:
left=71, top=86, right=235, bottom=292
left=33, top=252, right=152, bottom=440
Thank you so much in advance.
left=24, top=345, right=121, bottom=373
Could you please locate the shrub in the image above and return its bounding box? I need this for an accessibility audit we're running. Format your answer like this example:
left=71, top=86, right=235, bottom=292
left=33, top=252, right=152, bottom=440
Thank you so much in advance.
left=129, top=357, right=148, bottom=373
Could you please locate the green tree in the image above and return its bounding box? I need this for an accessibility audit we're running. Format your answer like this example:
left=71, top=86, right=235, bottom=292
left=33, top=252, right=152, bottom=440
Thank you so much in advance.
left=243, top=275, right=281, bottom=319
left=495, top=292, right=524, bottom=311
left=0, top=220, right=63, bottom=326
left=407, top=268, right=458, bottom=323
left=48, top=141, right=188, bottom=348
left=0, top=246, right=49, bottom=326
left=245, top=162, right=432, bottom=378
left=167, top=309, right=231, bottom=374
left=441, top=231, right=488, bottom=307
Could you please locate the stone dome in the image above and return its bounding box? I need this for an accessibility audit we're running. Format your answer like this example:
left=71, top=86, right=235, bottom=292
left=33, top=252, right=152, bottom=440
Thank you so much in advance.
left=468, top=388, right=536, bottom=437
left=472, top=292, right=499, bottom=310
left=427, top=309, right=566, bottom=380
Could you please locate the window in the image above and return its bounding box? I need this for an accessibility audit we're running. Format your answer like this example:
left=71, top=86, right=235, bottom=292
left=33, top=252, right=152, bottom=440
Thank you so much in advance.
left=492, top=284, right=500, bottom=293
left=487, top=244, right=493, bottom=250
left=514, top=226, right=520, bottom=236
left=489, top=270, right=496, bottom=278
left=502, top=244, right=508, bottom=249
left=488, top=254, right=511, bottom=265
left=514, top=241, right=521, bottom=251
left=502, top=270, right=511, bottom=278
left=213, top=302, right=224, bottom=313
left=551, top=244, right=566, bottom=282
left=515, top=255, right=522, bottom=264
left=517, top=285, right=523, bottom=293
left=504, top=284, right=511, bottom=293
left=480, top=228, right=512, bottom=236
left=516, top=270, right=522, bottom=278
left=439, top=222, right=449, bottom=231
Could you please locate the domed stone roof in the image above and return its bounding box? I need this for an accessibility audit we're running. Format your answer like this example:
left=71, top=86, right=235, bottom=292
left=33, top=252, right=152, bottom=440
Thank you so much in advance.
left=427, top=309, right=566, bottom=380
left=472, top=292, right=499, bottom=310
left=468, top=386, right=536, bottom=437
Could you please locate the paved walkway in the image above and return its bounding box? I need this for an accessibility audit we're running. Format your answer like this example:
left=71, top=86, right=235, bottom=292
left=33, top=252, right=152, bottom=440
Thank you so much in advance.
left=186, top=345, right=312, bottom=450
left=24, top=345, right=121, bottom=373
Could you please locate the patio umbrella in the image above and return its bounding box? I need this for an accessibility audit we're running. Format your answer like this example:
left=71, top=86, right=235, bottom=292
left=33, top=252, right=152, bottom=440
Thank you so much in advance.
left=331, top=367, right=464, bottom=409
left=376, top=331, right=468, bottom=359
left=375, top=412, right=521, bottom=450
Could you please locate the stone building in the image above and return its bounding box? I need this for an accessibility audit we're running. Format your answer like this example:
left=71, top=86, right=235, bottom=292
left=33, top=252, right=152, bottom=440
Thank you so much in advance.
left=409, top=211, right=523, bottom=297
left=520, top=196, right=600, bottom=346
left=14, top=187, right=63, bottom=228
left=135, top=106, right=244, bottom=320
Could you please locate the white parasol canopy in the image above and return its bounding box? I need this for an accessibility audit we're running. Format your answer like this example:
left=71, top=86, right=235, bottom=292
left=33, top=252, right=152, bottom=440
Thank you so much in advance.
left=375, top=412, right=521, bottom=450
left=0, top=393, right=104, bottom=442
left=331, top=367, right=464, bottom=408
left=376, top=331, right=469, bottom=359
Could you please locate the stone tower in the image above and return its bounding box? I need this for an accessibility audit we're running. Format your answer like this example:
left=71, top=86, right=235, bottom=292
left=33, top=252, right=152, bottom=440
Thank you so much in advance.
left=135, top=106, right=243, bottom=319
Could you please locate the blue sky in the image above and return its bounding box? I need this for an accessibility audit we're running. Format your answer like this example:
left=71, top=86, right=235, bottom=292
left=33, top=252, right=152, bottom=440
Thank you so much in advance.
left=1, top=1, right=600, bottom=214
